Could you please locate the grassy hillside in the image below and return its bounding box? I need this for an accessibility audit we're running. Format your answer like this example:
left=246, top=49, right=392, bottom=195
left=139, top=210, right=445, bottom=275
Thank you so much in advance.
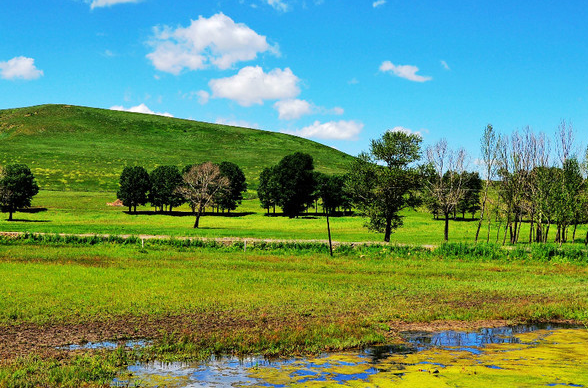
left=0, top=104, right=354, bottom=191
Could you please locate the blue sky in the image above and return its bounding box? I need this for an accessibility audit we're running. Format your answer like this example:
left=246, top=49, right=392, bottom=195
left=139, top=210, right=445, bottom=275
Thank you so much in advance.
left=2, top=0, right=588, bottom=159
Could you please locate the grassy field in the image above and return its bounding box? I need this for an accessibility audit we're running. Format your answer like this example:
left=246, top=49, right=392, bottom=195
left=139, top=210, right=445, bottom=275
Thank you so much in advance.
left=0, top=239, right=586, bottom=386
left=3, top=189, right=588, bottom=246
left=0, top=104, right=353, bottom=191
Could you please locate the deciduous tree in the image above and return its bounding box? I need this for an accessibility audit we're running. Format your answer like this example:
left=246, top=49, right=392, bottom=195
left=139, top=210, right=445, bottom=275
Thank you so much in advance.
left=347, top=131, right=422, bottom=242
left=117, top=166, right=150, bottom=212
left=177, top=162, right=229, bottom=228
left=0, top=164, right=39, bottom=221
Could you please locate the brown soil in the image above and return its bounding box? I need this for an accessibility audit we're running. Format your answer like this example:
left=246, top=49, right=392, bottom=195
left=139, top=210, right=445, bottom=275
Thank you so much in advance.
left=3, top=314, right=577, bottom=362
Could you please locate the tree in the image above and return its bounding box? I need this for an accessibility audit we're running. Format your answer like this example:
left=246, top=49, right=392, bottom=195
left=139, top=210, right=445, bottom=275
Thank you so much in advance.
left=457, top=171, right=482, bottom=219
left=315, top=173, right=349, bottom=215
left=0, top=164, right=39, bottom=221
left=273, top=153, right=317, bottom=218
left=149, top=166, right=184, bottom=212
left=216, top=161, right=247, bottom=212
left=424, top=139, right=468, bottom=241
left=475, top=124, right=500, bottom=242
left=257, top=166, right=279, bottom=215
left=347, top=131, right=422, bottom=242
left=117, top=166, right=150, bottom=212
left=177, top=162, right=229, bottom=228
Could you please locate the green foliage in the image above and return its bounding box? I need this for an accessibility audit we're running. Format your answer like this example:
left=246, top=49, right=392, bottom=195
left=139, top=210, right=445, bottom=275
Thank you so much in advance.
left=116, top=166, right=150, bottom=212
left=315, top=173, right=351, bottom=214
left=217, top=161, right=247, bottom=212
left=272, top=152, right=317, bottom=217
left=347, top=131, right=422, bottom=242
left=149, top=165, right=184, bottom=211
left=257, top=166, right=279, bottom=213
left=0, top=163, right=39, bottom=220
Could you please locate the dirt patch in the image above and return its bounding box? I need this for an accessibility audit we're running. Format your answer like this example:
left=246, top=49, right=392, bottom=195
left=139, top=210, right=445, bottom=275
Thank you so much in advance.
left=2, top=314, right=578, bottom=362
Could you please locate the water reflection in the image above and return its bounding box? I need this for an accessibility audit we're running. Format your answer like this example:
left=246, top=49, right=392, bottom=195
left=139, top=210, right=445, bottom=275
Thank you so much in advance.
left=113, top=325, right=588, bottom=387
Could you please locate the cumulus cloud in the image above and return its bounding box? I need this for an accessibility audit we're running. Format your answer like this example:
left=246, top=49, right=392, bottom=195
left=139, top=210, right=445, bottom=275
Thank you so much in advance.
left=147, top=13, right=277, bottom=74
left=283, top=120, right=363, bottom=140
left=110, top=103, right=173, bottom=117
left=89, top=0, right=142, bottom=9
left=389, top=126, right=427, bottom=138
left=274, top=99, right=312, bottom=120
left=209, top=66, right=300, bottom=106
left=373, top=0, right=386, bottom=7
left=0, top=57, right=43, bottom=80
left=379, top=61, right=432, bottom=82
left=273, top=99, right=344, bottom=120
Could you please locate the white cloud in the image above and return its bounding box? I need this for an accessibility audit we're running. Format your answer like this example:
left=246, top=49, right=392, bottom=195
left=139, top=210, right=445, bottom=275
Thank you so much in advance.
left=110, top=103, right=173, bottom=117
left=273, top=99, right=345, bottom=120
left=348, top=78, right=359, bottom=85
left=441, top=60, right=450, bottom=70
left=209, top=66, right=300, bottom=106
left=147, top=13, right=277, bottom=75
left=283, top=120, right=363, bottom=140
left=373, top=0, right=386, bottom=8
left=0, top=57, right=43, bottom=80
left=216, top=117, right=260, bottom=129
left=89, top=0, right=142, bottom=9
left=274, top=99, right=312, bottom=120
left=379, top=61, right=432, bottom=82
left=264, top=0, right=290, bottom=12
left=389, top=126, right=427, bottom=138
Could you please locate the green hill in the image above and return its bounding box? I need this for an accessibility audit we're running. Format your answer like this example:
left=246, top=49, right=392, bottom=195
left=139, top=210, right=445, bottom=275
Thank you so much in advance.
left=0, top=104, right=354, bottom=191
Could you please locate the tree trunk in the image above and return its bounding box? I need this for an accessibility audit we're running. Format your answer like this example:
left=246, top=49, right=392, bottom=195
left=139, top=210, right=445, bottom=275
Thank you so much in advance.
left=384, top=215, right=392, bottom=243
left=444, top=212, right=450, bottom=241
left=8, top=211, right=13, bottom=221
left=573, top=223, right=577, bottom=243
left=129, top=205, right=132, bottom=212
left=194, top=205, right=203, bottom=228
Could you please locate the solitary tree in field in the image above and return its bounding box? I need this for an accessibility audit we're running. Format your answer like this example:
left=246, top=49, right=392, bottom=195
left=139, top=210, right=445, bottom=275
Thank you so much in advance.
left=177, top=162, right=229, bottom=228
left=0, top=164, right=39, bottom=221
left=347, top=130, right=422, bottom=242
left=117, top=166, right=150, bottom=212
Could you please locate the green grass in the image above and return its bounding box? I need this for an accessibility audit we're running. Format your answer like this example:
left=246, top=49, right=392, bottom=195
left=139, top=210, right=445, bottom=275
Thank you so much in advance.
left=4, top=189, right=588, bottom=245
left=1, top=239, right=586, bottom=386
left=0, top=104, right=353, bottom=191
left=1, top=241, right=586, bottom=326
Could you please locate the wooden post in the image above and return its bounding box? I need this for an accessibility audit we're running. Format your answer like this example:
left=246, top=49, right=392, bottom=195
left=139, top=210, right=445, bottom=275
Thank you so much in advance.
left=326, top=209, right=333, bottom=257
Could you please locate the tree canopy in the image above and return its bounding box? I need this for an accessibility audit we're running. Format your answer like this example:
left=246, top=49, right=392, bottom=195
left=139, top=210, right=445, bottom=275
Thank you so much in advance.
left=347, top=131, right=422, bottom=242
left=0, top=164, right=40, bottom=221
left=117, top=166, right=150, bottom=212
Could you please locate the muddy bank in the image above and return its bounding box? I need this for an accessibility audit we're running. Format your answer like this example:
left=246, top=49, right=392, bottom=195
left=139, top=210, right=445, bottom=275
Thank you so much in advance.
left=1, top=315, right=579, bottom=361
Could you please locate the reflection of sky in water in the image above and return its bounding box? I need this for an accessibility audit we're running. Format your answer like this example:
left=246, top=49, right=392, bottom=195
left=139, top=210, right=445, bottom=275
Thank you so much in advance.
left=59, top=339, right=150, bottom=350
left=114, top=325, right=585, bottom=387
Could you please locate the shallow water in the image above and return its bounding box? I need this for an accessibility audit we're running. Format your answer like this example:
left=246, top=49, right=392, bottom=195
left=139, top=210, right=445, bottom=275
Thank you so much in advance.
left=113, top=325, right=588, bottom=387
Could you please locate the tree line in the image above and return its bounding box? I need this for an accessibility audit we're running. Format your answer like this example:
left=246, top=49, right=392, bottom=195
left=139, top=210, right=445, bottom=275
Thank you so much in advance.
left=116, top=161, right=246, bottom=228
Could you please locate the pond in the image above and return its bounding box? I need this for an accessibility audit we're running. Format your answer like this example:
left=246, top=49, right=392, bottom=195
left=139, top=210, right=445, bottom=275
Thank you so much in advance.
left=112, top=325, right=588, bottom=387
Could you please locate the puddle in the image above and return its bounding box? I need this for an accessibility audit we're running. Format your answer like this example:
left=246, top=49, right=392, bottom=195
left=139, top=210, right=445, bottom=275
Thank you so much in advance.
left=113, top=326, right=588, bottom=387
left=60, top=339, right=150, bottom=351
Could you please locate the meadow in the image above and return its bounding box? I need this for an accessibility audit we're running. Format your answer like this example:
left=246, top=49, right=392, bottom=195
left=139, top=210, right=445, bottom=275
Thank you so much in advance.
left=2, top=104, right=588, bottom=386
left=0, top=236, right=587, bottom=386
